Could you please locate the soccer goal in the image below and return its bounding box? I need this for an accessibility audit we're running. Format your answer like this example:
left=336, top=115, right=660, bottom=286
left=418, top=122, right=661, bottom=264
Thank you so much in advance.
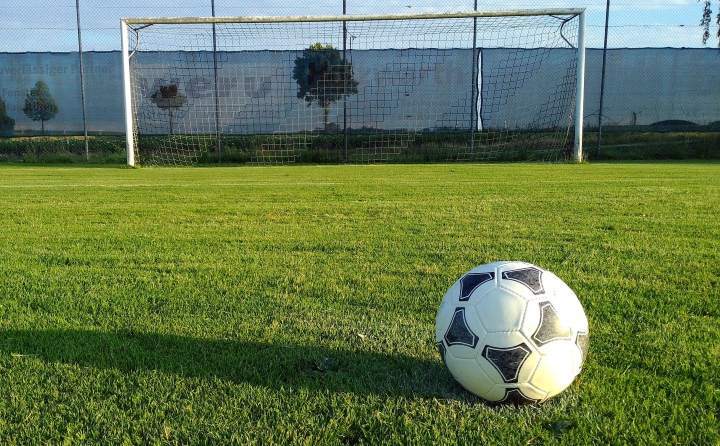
left=121, top=9, right=585, bottom=166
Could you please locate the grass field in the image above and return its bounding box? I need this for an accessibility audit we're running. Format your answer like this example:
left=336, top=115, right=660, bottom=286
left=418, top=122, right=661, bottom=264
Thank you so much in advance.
left=0, top=163, right=718, bottom=444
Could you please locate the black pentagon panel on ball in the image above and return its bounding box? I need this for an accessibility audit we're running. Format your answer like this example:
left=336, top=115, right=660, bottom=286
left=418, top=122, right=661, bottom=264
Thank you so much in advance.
left=576, top=332, right=589, bottom=362
left=502, top=267, right=544, bottom=295
left=531, top=301, right=573, bottom=346
left=459, top=272, right=495, bottom=301
left=444, top=308, right=480, bottom=348
left=499, top=388, right=540, bottom=406
left=481, top=344, right=532, bottom=384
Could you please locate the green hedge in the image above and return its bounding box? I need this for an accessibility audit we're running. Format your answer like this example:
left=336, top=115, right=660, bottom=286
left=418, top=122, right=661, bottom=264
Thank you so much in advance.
left=137, top=131, right=572, bottom=164
left=1, top=130, right=719, bottom=164
left=584, top=131, right=720, bottom=161
left=0, top=136, right=126, bottom=163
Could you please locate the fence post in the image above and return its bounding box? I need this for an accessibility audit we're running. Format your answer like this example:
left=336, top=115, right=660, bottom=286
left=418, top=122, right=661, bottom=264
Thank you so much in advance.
left=343, top=0, right=349, bottom=163
left=597, top=0, right=610, bottom=159
left=211, top=0, right=222, bottom=162
left=75, top=0, right=89, bottom=161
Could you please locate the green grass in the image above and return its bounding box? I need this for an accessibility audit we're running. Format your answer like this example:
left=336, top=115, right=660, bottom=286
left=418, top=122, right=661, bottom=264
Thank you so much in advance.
left=0, top=163, right=718, bottom=444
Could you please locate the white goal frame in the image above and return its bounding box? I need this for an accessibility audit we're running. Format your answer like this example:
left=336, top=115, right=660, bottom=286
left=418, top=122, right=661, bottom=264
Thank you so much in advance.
left=121, top=9, right=586, bottom=166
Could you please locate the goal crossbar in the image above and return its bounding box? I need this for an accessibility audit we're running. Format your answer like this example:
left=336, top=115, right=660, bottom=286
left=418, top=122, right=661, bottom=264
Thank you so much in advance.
left=122, top=9, right=585, bottom=26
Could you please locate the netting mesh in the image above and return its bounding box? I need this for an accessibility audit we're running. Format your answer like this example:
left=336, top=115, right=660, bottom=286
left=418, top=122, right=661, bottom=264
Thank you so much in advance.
left=126, top=13, right=580, bottom=165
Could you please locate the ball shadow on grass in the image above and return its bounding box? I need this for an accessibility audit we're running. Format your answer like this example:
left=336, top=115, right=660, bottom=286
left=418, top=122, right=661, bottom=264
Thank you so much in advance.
left=0, top=329, right=468, bottom=400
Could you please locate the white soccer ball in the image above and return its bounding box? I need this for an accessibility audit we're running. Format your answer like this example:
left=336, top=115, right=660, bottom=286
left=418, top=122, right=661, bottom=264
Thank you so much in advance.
left=435, top=262, right=589, bottom=404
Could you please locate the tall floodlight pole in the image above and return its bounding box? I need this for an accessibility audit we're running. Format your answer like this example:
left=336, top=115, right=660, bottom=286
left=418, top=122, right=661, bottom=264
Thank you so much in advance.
left=342, top=0, right=349, bottom=162
left=597, top=0, right=610, bottom=159
left=574, top=10, right=586, bottom=163
left=469, top=0, right=478, bottom=154
left=75, top=0, right=89, bottom=161
left=211, top=0, right=222, bottom=162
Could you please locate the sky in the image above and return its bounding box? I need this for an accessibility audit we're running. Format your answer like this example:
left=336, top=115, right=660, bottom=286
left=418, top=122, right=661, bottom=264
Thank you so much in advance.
left=0, top=0, right=718, bottom=52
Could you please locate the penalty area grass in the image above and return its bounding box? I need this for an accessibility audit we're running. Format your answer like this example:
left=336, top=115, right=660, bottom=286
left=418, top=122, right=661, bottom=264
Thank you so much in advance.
left=0, top=163, right=718, bottom=444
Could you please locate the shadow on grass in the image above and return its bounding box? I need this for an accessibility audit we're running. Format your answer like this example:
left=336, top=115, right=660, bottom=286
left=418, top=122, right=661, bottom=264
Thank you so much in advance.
left=0, top=329, right=466, bottom=400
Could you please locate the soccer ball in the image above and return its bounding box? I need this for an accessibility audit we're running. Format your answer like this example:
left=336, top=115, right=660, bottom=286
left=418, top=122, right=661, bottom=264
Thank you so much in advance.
left=435, top=262, right=589, bottom=405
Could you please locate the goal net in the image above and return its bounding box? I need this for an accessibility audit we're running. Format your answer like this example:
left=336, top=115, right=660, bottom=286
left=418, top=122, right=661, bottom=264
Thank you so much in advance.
left=121, top=10, right=585, bottom=166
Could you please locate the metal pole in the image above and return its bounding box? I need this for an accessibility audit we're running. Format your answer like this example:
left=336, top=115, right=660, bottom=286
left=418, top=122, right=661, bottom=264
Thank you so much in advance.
left=75, top=0, right=89, bottom=161
left=121, top=21, right=135, bottom=167
left=469, top=0, right=478, bottom=154
left=342, top=0, right=348, bottom=163
left=211, top=0, right=222, bottom=162
left=597, top=0, right=610, bottom=159
left=574, top=11, right=586, bottom=163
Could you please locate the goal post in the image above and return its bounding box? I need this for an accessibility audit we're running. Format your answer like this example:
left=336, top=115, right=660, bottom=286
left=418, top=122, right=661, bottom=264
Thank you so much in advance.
left=121, top=9, right=586, bottom=166
left=121, top=20, right=135, bottom=167
left=574, top=11, right=586, bottom=163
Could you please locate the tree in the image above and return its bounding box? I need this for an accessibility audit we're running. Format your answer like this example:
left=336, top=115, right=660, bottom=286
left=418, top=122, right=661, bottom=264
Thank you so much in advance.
left=23, top=81, right=58, bottom=135
left=150, top=84, right=187, bottom=134
left=0, top=97, right=15, bottom=136
left=293, top=43, right=358, bottom=131
left=701, top=1, right=720, bottom=45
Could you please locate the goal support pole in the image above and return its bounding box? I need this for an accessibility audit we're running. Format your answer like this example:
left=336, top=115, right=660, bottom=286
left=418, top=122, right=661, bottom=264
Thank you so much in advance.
left=121, top=20, right=136, bottom=167
left=469, top=0, right=478, bottom=155
left=574, top=11, right=586, bottom=163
